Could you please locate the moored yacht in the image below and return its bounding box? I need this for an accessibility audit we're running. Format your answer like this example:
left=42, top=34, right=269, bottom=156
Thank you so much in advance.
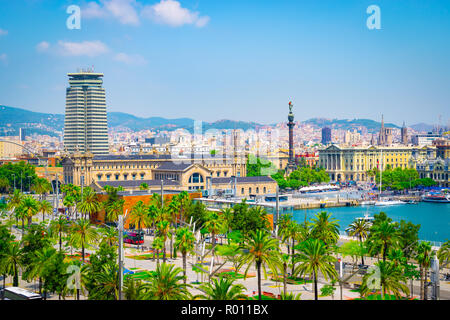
left=422, top=193, right=450, bottom=203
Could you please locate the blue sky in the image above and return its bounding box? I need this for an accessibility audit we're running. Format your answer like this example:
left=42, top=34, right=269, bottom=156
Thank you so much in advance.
left=0, top=0, right=449, bottom=126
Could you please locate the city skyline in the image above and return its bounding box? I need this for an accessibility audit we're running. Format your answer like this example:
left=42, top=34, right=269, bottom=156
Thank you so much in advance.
left=0, top=1, right=449, bottom=125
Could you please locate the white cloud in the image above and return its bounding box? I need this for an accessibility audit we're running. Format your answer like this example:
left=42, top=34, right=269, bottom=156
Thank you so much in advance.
left=36, top=41, right=50, bottom=52
left=113, top=52, right=148, bottom=65
left=0, top=53, right=7, bottom=65
left=83, top=0, right=140, bottom=26
left=82, top=0, right=209, bottom=28
left=83, top=2, right=108, bottom=19
left=57, top=40, right=109, bottom=57
left=0, top=29, right=7, bottom=36
left=142, top=0, right=210, bottom=27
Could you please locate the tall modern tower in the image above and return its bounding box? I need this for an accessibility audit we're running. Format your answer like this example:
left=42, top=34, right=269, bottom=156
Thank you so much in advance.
left=321, top=127, right=332, bottom=145
left=63, top=70, right=109, bottom=155
left=285, top=101, right=297, bottom=174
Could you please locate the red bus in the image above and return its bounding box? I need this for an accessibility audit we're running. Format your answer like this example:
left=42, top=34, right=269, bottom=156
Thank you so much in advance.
left=124, top=230, right=144, bottom=245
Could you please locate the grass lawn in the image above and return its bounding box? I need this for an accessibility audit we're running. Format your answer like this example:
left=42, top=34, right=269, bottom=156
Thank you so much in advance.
left=353, top=293, right=417, bottom=300
left=270, top=275, right=313, bottom=285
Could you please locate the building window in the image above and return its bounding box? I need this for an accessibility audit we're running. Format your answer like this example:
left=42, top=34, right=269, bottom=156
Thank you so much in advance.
left=241, top=188, right=244, bottom=194
left=106, top=175, right=111, bottom=181
left=256, top=187, right=259, bottom=193
left=123, top=174, right=128, bottom=180
left=115, top=174, right=119, bottom=180
left=263, top=187, right=266, bottom=193
left=97, top=174, right=102, bottom=181
left=249, top=187, right=252, bottom=194
left=140, top=173, right=145, bottom=180
left=189, top=173, right=204, bottom=184
left=132, top=174, right=136, bottom=180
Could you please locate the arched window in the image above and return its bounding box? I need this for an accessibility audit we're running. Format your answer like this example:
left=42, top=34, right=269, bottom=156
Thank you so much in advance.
left=189, top=173, right=204, bottom=184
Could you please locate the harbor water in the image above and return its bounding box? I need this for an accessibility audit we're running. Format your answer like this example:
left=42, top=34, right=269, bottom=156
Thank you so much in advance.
left=291, top=202, right=450, bottom=244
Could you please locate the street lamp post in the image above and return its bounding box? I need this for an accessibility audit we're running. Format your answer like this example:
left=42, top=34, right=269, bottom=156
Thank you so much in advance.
left=118, top=213, right=125, bottom=300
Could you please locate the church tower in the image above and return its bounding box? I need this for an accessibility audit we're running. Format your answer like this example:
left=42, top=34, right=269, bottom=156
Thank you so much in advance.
left=401, top=121, right=408, bottom=145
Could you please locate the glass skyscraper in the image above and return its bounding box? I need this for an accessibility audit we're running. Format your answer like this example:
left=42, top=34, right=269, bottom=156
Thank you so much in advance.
left=63, top=70, right=109, bottom=155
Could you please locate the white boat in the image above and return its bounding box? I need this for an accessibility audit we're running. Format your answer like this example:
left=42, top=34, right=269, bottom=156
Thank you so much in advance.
left=374, top=200, right=405, bottom=206
left=360, top=200, right=375, bottom=206
left=356, top=212, right=374, bottom=223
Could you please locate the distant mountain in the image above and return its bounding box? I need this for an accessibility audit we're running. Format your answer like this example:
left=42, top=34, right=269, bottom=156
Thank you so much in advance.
left=0, top=105, right=64, bottom=137
left=1, top=105, right=436, bottom=136
left=108, top=112, right=194, bottom=131
left=0, top=106, right=266, bottom=134
left=410, top=122, right=434, bottom=133
left=303, top=118, right=400, bottom=133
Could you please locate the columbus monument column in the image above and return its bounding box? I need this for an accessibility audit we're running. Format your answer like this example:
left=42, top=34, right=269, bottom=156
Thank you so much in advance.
left=285, top=101, right=297, bottom=175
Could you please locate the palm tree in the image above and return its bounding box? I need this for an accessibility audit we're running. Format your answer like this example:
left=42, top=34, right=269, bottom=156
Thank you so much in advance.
left=2, top=242, right=23, bottom=286
left=37, top=200, right=53, bottom=222
left=167, top=197, right=180, bottom=257
left=104, top=199, right=124, bottom=223
left=294, top=238, right=338, bottom=300
left=177, top=191, right=190, bottom=225
left=14, top=206, right=28, bottom=236
left=416, top=241, right=434, bottom=300
left=175, top=227, right=196, bottom=284
left=360, top=261, right=409, bottom=299
left=6, top=189, right=23, bottom=228
left=437, top=240, right=450, bottom=269
left=93, top=263, right=120, bottom=300
left=152, top=236, right=165, bottom=267
left=20, top=195, right=39, bottom=227
left=279, top=219, right=299, bottom=275
left=69, top=218, right=98, bottom=262
left=311, top=211, right=340, bottom=246
left=150, top=192, right=162, bottom=209
left=63, top=195, right=76, bottom=219
left=139, top=183, right=149, bottom=191
left=78, top=187, right=101, bottom=220
left=147, top=204, right=159, bottom=234
left=49, top=216, right=69, bottom=251
left=27, top=247, right=56, bottom=295
left=100, top=226, right=118, bottom=247
left=279, top=292, right=302, bottom=300
left=128, top=201, right=150, bottom=250
left=32, top=178, right=51, bottom=201
left=140, top=263, right=192, bottom=300
left=156, top=220, right=171, bottom=262
left=204, top=212, right=226, bottom=256
left=239, top=230, right=280, bottom=300
left=195, top=276, right=247, bottom=300
left=277, top=253, right=291, bottom=296
left=346, top=218, right=371, bottom=265
left=123, top=277, right=144, bottom=300
left=6, top=189, right=23, bottom=212
left=370, top=220, right=400, bottom=262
